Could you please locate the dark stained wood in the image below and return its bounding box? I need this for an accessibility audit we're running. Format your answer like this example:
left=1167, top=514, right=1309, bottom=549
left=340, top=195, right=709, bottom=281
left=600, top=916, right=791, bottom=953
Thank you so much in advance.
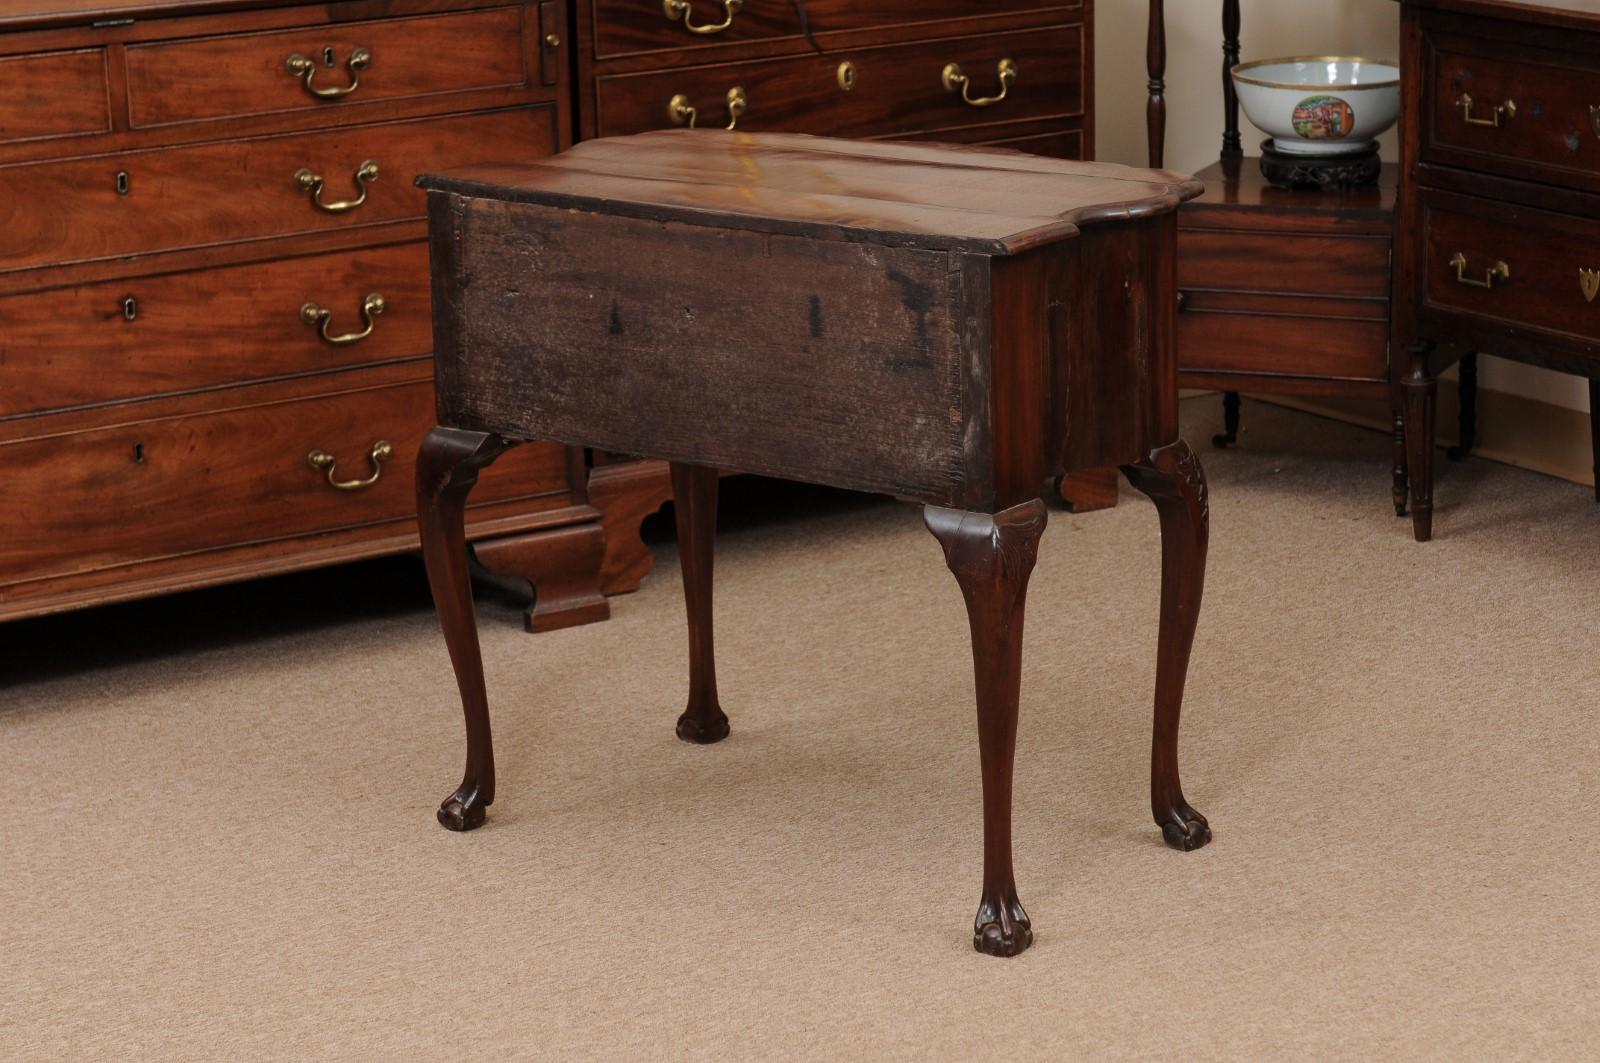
left=1591, top=378, right=1600, bottom=502
left=421, top=131, right=1211, bottom=954
left=1144, top=0, right=1401, bottom=505
left=1146, top=0, right=1163, bottom=168
left=416, top=426, right=517, bottom=831
left=669, top=462, right=728, bottom=743
left=1448, top=352, right=1478, bottom=460
left=1054, top=467, right=1119, bottom=511
left=1397, top=0, right=1600, bottom=536
left=1121, top=439, right=1211, bottom=851
left=925, top=498, right=1047, bottom=957
left=588, top=0, right=1083, bottom=59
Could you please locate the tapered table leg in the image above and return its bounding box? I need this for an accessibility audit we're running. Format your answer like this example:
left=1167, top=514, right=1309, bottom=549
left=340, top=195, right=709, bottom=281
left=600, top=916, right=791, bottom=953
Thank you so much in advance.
left=1391, top=401, right=1409, bottom=517
left=926, top=498, right=1047, bottom=957
left=670, top=462, right=729, bottom=743
left=417, top=426, right=517, bottom=831
left=1122, top=439, right=1213, bottom=853
left=1402, top=344, right=1439, bottom=542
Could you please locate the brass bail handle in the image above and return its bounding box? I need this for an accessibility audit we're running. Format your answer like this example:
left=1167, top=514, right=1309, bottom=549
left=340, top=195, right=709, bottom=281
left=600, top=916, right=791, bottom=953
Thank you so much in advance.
left=295, top=159, right=379, bottom=213
left=285, top=47, right=371, bottom=99
left=1449, top=252, right=1510, bottom=289
left=667, top=86, right=747, bottom=130
left=942, top=57, right=1017, bottom=107
left=307, top=439, right=393, bottom=491
left=300, top=292, right=386, bottom=344
left=1456, top=92, right=1515, bottom=128
left=661, top=0, right=741, bottom=34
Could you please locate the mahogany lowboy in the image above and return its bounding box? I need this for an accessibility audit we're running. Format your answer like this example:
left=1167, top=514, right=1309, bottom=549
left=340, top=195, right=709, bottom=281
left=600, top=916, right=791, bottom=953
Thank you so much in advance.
left=416, top=131, right=1215, bottom=956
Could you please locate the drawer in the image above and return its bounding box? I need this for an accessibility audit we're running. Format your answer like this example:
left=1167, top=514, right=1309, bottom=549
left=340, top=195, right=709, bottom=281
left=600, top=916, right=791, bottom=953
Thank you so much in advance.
left=1177, top=227, right=1390, bottom=298
left=0, top=48, right=111, bottom=143
left=1425, top=30, right=1600, bottom=195
left=1177, top=301, right=1389, bottom=382
left=0, top=243, right=432, bottom=417
left=0, top=379, right=572, bottom=585
left=1422, top=190, right=1600, bottom=349
left=590, top=0, right=1081, bottom=60
left=125, top=7, right=532, bottom=128
left=592, top=24, right=1084, bottom=138
left=0, top=106, right=554, bottom=273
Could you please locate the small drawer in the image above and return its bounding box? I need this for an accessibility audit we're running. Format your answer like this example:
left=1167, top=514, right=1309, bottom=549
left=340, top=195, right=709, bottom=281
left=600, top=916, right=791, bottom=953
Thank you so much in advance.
left=0, top=379, right=572, bottom=584
left=0, top=49, right=111, bottom=143
left=1422, top=190, right=1600, bottom=348
left=0, top=106, right=555, bottom=273
left=590, top=0, right=1081, bottom=60
left=1177, top=227, right=1390, bottom=298
left=1425, top=30, right=1600, bottom=194
left=592, top=24, right=1084, bottom=139
left=0, top=243, right=433, bottom=417
left=125, top=7, right=534, bottom=128
left=1177, top=300, right=1389, bottom=382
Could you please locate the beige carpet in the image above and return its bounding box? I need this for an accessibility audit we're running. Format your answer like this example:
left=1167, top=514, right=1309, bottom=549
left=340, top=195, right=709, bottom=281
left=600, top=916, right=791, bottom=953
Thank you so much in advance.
left=3, top=398, right=1598, bottom=1061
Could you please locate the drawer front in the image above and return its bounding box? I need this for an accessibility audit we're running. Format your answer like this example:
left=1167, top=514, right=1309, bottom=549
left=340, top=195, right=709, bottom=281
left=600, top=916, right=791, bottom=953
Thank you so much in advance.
left=0, top=106, right=554, bottom=273
left=1178, top=305, right=1389, bottom=381
left=126, top=7, right=532, bottom=128
left=1422, top=191, right=1600, bottom=348
left=1425, top=32, right=1600, bottom=194
left=590, top=0, right=1081, bottom=60
left=0, top=379, right=571, bottom=584
left=899, top=121, right=1085, bottom=160
left=1177, top=228, right=1390, bottom=299
left=592, top=24, right=1083, bottom=138
left=0, top=49, right=111, bottom=143
left=0, top=243, right=432, bottom=417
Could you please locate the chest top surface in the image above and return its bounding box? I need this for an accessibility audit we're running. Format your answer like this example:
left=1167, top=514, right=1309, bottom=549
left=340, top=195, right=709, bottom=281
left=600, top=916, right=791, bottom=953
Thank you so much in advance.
left=1399, top=0, right=1600, bottom=28
left=418, top=130, right=1204, bottom=256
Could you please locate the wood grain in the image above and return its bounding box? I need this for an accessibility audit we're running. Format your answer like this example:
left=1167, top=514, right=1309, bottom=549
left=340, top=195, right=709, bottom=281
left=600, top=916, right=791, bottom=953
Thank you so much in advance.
left=0, top=47, right=109, bottom=142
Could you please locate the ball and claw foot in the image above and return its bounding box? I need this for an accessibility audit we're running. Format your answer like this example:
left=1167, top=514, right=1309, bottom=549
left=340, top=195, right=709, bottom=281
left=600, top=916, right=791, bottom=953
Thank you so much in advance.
left=675, top=706, right=730, bottom=744
left=1157, top=802, right=1212, bottom=852
left=437, top=785, right=489, bottom=832
left=974, top=896, right=1033, bottom=957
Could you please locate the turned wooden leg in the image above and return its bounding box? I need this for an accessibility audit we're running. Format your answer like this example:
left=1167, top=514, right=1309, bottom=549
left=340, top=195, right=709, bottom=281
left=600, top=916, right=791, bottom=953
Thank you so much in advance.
left=1448, top=352, right=1478, bottom=461
left=925, top=498, right=1047, bottom=958
left=1391, top=400, right=1409, bottom=517
left=1402, top=344, right=1439, bottom=542
left=417, top=427, right=518, bottom=831
left=1122, top=439, right=1212, bottom=853
left=1212, top=391, right=1241, bottom=448
left=670, top=461, right=729, bottom=744
left=1590, top=379, right=1599, bottom=504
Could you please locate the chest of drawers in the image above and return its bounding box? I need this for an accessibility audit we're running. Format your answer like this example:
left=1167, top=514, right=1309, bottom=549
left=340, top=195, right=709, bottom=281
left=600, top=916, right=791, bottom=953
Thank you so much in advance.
left=574, top=0, right=1092, bottom=160
left=1396, top=0, right=1600, bottom=540
left=0, top=0, right=673, bottom=630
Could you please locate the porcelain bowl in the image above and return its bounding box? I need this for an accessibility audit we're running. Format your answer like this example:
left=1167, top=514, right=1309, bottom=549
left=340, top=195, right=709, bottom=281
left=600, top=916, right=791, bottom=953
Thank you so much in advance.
left=1231, top=56, right=1400, bottom=155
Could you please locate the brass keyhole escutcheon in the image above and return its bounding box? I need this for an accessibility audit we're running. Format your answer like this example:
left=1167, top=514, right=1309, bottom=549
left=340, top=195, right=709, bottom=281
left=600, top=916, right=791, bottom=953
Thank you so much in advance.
left=837, top=62, right=857, bottom=92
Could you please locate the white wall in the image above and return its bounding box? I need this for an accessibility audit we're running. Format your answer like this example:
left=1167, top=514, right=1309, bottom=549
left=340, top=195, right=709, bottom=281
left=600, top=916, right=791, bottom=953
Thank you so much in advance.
left=1093, top=0, right=1591, bottom=412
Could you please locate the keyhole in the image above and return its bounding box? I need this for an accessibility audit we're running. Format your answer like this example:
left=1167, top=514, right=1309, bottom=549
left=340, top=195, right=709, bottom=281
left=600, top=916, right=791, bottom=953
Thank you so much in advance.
left=323, top=46, right=336, bottom=67
left=115, top=171, right=130, bottom=195
left=132, top=442, right=145, bottom=464
left=122, top=296, right=137, bottom=321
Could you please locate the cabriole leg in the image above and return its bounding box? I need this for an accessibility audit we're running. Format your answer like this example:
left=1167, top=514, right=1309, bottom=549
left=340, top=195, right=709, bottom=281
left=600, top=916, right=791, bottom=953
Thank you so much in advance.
left=670, top=462, right=729, bottom=743
left=417, top=427, right=518, bottom=831
left=1122, top=439, right=1213, bottom=852
left=926, top=499, right=1048, bottom=957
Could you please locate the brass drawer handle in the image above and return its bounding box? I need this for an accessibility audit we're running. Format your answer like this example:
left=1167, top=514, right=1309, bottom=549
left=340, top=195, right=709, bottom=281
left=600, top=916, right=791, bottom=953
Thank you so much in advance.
left=307, top=439, right=392, bottom=491
left=1456, top=92, right=1515, bottom=128
left=285, top=47, right=371, bottom=99
left=301, top=292, right=385, bottom=344
left=295, top=159, right=379, bottom=213
left=942, top=58, right=1017, bottom=108
left=661, top=0, right=741, bottom=34
left=1449, top=252, right=1510, bottom=289
left=667, top=86, right=746, bottom=130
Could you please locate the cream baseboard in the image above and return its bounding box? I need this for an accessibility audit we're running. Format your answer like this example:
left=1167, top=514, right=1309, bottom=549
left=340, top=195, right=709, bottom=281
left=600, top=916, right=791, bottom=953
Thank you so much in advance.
left=1194, top=383, right=1595, bottom=488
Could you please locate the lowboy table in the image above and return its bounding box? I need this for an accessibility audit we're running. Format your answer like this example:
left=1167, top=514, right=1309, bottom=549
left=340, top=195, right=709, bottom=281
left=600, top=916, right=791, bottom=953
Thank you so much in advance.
left=415, top=130, right=1209, bottom=957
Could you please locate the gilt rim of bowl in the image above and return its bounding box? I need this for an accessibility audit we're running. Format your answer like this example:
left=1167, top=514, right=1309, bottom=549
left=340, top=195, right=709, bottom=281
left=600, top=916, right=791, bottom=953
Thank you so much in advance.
left=1231, top=56, right=1400, bottom=91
